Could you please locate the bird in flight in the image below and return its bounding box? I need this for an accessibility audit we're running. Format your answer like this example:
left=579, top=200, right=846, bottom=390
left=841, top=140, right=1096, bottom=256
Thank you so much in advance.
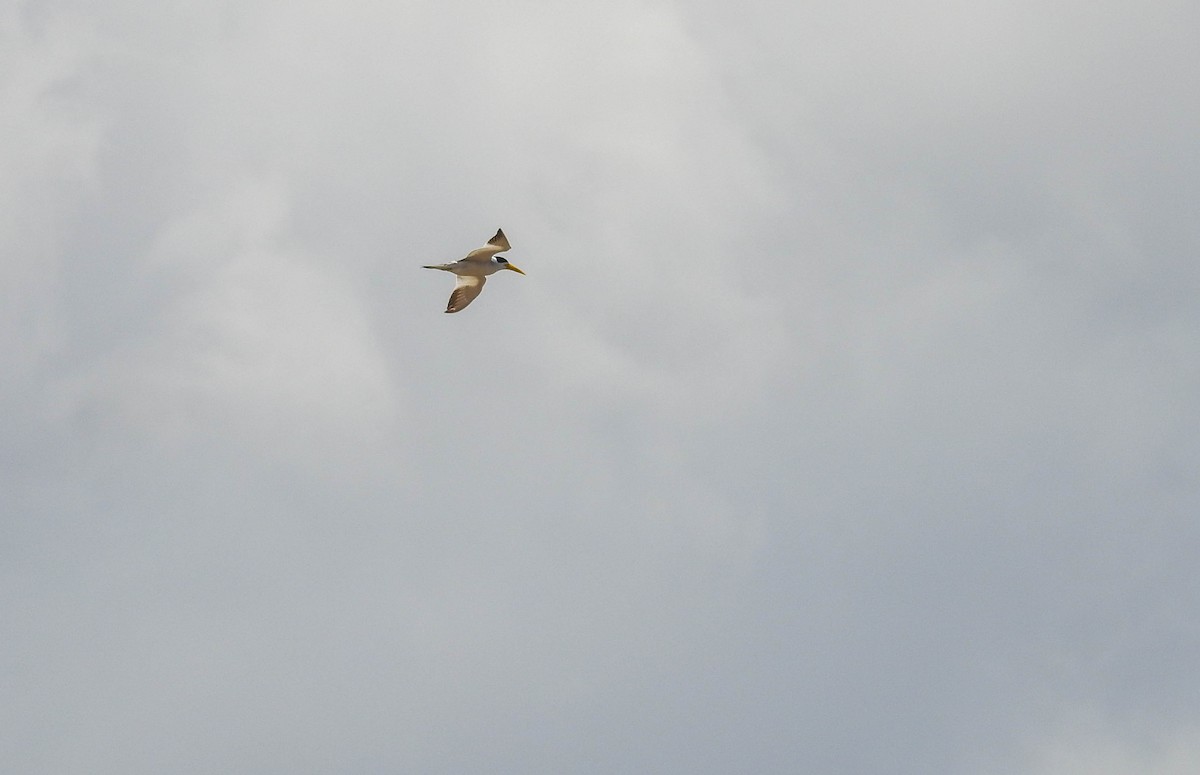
left=422, top=228, right=525, bottom=313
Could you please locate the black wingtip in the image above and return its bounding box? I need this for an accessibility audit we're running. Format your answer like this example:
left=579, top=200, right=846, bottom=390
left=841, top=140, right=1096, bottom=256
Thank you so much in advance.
left=488, top=228, right=509, bottom=249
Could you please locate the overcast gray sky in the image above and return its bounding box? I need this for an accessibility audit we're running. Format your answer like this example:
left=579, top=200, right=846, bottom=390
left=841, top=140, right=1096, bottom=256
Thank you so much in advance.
left=4, top=1, right=1199, bottom=772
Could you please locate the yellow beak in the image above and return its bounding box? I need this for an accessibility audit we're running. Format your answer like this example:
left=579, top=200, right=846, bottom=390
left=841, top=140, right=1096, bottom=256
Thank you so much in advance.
left=505, top=264, right=526, bottom=275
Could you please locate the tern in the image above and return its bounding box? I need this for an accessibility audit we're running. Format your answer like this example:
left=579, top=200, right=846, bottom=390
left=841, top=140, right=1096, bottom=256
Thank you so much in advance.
left=422, top=228, right=525, bottom=313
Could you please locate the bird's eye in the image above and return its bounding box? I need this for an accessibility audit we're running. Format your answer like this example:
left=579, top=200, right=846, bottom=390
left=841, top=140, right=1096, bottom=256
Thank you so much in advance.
left=496, top=257, right=508, bottom=264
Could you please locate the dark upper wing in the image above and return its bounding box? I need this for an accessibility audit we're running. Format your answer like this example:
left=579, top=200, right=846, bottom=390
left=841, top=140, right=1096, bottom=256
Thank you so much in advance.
left=487, top=228, right=510, bottom=251
left=462, top=228, right=511, bottom=263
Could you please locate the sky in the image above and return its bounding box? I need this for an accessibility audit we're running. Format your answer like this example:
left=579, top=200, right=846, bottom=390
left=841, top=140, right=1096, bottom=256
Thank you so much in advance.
left=3, top=0, right=1199, bottom=772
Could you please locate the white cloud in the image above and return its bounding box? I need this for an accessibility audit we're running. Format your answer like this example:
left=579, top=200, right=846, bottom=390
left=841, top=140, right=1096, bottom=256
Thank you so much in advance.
left=56, top=178, right=403, bottom=474
left=3, top=1, right=1199, bottom=773
left=0, top=8, right=101, bottom=383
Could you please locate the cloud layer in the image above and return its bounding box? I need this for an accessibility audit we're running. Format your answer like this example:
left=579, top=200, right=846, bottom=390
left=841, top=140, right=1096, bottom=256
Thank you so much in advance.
left=3, top=1, right=1198, bottom=772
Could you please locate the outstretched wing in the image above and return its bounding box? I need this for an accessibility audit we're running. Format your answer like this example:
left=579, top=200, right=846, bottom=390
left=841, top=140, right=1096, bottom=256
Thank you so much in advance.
left=445, top=275, right=486, bottom=313
left=461, top=228, right=510, bottom=263
left=486, top=228, right=510, bottom=251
